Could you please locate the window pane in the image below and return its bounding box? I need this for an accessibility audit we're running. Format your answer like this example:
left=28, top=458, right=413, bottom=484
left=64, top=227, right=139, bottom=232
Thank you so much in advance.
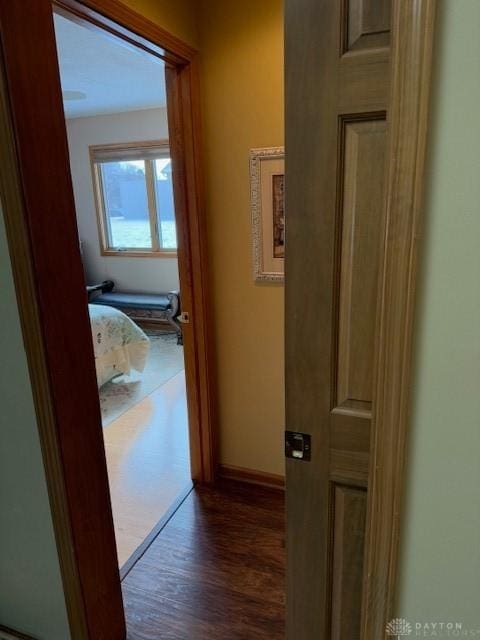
left=101, top=160, right=152, bottom=249
left=154, top=158, right=177, bottom=250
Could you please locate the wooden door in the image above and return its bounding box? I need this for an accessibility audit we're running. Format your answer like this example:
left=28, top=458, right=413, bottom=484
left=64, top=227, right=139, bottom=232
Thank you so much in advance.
left=285, top=1, right=435, bottom=638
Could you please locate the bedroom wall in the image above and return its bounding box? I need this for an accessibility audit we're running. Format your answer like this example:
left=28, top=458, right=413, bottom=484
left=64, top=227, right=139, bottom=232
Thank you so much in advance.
left=397, top=0, right=480, bottom=625
left=0, top=204, right=71, bottom=639
left=197, top=0, right=285, bottom=476
left=66, top=106, right=180, bottom=293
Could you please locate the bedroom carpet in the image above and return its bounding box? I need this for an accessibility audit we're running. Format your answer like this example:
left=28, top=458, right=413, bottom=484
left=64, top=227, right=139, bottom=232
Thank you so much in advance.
left=100, top=331, right=184, bottom=427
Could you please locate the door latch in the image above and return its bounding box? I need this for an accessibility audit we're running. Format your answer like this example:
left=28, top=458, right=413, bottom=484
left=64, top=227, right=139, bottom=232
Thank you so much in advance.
left=178, top=311, right=190, bottom=324
left=285, top=431, right=311, bottom=461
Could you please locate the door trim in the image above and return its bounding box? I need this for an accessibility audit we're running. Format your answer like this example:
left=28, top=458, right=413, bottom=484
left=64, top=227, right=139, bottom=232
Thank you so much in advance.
left=54, top=0, right=215, bottom=484
left=0, top=1, right=214, bottom=638
left=361, top=1, right=437, bottom=636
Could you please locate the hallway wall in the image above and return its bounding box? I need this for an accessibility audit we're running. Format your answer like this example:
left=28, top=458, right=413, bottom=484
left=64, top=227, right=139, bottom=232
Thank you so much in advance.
left=197, top=0, right=285, bottom=476
left=120, top=0, right=198, bottom=48
left=397, top=0, right=480, bottom=626
left=123, top=0, right=285, bottom=476
left=0, top=204, right=70, bottom=639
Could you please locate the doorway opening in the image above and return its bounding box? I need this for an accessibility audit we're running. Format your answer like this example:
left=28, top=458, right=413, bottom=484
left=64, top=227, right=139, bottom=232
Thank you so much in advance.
left=52, top=9, right=192, bottom=572
left=0, top=0, right=286, bottom=637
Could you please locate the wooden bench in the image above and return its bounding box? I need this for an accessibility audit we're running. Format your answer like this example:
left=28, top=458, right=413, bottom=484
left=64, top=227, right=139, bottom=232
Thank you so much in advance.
left=89, top=289, right=182, bottom=344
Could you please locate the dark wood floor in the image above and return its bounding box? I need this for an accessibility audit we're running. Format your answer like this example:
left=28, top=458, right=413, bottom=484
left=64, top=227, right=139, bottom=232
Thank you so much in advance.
left=123, top=480, right=285, bottom=639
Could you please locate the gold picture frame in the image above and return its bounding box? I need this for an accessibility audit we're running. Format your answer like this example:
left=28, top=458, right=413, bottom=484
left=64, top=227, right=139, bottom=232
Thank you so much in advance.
left=250, top=147, right=285, bottom=282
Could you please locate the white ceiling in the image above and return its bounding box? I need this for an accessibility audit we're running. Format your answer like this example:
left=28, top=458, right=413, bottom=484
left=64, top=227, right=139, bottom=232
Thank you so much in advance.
left=54, top=13, right=166, bottom=119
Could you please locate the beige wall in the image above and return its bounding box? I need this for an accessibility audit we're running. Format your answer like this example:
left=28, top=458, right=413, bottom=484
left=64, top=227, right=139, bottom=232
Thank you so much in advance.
left=397, top=0, right=480, bottom=626
left=120, top=0, right=198, bottom=48
left=123, top=0, right=285, bottom=476
left=198, top=0, right=285, bottom=476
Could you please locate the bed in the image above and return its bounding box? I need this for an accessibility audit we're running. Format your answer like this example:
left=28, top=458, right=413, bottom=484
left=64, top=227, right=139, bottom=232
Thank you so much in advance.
left=89, top=303, right=150, bottom=387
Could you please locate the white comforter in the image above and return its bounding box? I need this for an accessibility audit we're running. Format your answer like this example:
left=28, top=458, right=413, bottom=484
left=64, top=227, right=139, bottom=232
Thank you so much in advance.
left=89, top=304, right=150, bottom=387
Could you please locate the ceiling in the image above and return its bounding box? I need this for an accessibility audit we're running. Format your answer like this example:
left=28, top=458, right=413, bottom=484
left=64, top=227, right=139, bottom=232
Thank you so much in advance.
left=54, top=13, right=166, bottom=119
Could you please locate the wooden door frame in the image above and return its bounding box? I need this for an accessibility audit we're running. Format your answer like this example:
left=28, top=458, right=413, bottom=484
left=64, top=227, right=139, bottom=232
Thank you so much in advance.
left=52, top=0, right=215, bottom=484
left=0, top=1, right=214, bottom=638
left=361, top=1, right=437, bottom=637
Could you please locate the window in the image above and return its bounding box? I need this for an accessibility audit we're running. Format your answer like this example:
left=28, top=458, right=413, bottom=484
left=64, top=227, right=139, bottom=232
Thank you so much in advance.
left=91, top=141, right=177, bottom=256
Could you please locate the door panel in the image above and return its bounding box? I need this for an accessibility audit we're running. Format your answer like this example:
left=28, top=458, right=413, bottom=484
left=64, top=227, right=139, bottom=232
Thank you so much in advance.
left=336, top=117, right=386, bottom=414
left=330, top=484, right=367, bottom=640
left=344, top=0, right=391, bottom=52
left=285, top=0, right=391, bottom=637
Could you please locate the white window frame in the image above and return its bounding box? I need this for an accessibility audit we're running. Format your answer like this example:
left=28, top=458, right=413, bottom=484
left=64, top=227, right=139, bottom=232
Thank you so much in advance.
left=90, top=140, right=177, bottom=257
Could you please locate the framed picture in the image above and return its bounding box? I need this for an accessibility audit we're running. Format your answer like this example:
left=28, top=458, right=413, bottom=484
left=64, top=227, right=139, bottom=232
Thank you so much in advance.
left=250, top=146, right=285, bottom=282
